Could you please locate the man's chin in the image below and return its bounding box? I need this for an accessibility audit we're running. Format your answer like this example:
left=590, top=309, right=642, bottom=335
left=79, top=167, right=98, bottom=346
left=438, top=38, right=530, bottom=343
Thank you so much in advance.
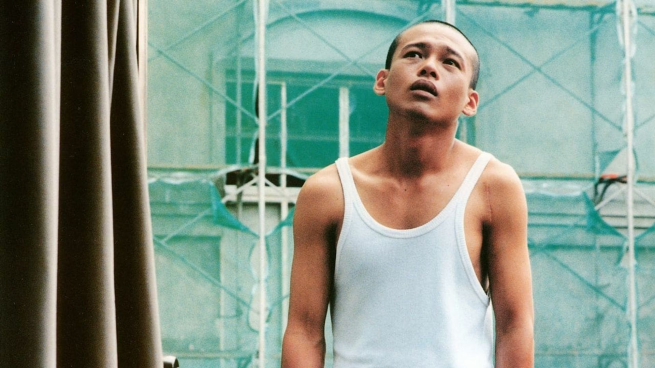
left=403, top=107, right=453, bottom=125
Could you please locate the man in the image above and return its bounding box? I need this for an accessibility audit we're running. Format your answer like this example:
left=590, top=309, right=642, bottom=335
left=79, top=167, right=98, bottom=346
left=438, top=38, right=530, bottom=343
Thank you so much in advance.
left=281, top=20, right=534, bottom=367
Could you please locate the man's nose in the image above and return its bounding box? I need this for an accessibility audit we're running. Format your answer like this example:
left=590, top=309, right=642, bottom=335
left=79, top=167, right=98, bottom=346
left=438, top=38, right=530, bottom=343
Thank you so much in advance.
left=419, top=60, right=438, bottom=79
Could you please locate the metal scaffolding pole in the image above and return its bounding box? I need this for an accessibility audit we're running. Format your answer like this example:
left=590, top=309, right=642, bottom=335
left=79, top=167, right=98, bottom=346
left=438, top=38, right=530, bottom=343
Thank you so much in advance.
left=443, top=0, right=457, bottom=24
left=619, top=0, right=639, bottom=366
left=339, top=87, right=349, bottom=158
left=256, top=0, right=269, bottom=366
left=280, top=82, right=290, bottom=340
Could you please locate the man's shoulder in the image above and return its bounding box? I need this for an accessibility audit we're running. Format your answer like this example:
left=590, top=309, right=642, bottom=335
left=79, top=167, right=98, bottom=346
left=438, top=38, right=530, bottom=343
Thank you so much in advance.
left=301, top=163, right=342, bottom=196
left=294, top=162, right=345, bottom=230
left=481, top=154, right=522, bottom=189
left=477, top=154, right=527, bottom=221
left=296, top=163, right=343, bottom=211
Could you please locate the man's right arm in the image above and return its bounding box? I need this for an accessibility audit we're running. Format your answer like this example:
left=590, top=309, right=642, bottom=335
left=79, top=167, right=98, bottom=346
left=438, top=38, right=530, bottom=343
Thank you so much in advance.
left=281, top=167, right=342, bottom=367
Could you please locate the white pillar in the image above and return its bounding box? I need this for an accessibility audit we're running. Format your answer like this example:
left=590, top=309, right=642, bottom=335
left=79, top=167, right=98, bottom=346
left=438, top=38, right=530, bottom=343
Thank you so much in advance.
left=339, top=87, right=349, bottom=158
left=256, top=0, right=268, bottom=366
left=619, top=0, right=639, bottom=366
left=443, top=0, right=456, bottom=24
left=280, top=82, right=290, bottom=338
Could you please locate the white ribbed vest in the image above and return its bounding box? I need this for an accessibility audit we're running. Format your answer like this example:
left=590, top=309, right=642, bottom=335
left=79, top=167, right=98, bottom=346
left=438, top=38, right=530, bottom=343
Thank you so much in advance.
left=331, top=153, right=494, bottom=368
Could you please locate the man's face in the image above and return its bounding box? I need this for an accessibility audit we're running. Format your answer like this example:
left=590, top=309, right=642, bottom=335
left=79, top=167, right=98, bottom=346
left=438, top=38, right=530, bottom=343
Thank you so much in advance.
left=374, top=23, right=479, bottom=123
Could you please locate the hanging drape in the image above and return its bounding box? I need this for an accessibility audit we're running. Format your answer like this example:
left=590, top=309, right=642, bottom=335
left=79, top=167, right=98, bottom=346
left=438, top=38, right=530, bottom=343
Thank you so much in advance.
left=0, top=1, right=163, bottom=367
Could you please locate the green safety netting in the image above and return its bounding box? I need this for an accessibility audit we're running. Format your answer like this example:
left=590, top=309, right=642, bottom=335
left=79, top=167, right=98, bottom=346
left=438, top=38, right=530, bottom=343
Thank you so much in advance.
left=525, top=181, right=655, bottom=367
left=150, top=168, right=306, bottom=367
left=527, top=185, right=628, bottom=363
left=150, top=175, right=259, bottom=366
left=635, top=223, right=655, bottom=353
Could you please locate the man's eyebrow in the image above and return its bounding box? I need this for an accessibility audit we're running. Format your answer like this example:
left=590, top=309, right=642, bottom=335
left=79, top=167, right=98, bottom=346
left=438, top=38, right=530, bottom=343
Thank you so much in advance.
left=443, top=46, right=468, bottom=70
left=400, top=43, right=466, bottom=64
left=444, top=46, right=465, bottom=62
left=400, top=42, right=429, bottom=53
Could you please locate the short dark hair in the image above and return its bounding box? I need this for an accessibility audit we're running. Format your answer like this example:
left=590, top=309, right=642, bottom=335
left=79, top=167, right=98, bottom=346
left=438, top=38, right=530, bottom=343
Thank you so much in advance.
left=384, top=20, right=480, bottom=89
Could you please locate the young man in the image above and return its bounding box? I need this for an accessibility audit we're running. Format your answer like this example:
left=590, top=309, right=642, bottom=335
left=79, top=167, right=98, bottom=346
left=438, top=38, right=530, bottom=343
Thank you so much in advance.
left=281, top=20, right=534, bottom=367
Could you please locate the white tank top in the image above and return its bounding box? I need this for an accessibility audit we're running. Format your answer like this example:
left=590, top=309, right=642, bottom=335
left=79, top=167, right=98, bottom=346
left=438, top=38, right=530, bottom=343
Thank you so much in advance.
left=331, top=153, right=494, bottom=368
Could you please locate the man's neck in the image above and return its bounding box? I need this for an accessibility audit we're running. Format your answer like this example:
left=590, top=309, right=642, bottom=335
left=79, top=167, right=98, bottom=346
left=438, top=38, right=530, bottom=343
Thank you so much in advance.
left=380, top=113, right=459, bottom=178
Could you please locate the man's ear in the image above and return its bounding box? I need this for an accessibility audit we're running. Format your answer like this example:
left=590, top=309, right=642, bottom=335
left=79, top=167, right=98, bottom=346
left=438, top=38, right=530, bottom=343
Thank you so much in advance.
left=462, top=89, right=479, bottom=117
left=373, top=69, right=388, bottom=96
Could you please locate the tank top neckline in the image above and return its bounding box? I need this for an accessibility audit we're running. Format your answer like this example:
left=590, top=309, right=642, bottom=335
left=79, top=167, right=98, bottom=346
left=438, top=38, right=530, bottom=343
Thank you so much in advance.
left=336, top=152, right=492, bottom=239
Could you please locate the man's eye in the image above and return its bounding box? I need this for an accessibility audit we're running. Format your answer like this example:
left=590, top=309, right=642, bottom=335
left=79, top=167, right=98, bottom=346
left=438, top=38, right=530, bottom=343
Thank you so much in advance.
left=444, top=58, right=460, bottom=68
left=405, top=51, right=422, bottom=58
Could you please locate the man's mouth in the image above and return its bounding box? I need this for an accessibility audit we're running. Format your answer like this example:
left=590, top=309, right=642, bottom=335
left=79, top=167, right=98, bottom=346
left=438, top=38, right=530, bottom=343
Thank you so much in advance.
left=410, top=80, right=438, bottom=96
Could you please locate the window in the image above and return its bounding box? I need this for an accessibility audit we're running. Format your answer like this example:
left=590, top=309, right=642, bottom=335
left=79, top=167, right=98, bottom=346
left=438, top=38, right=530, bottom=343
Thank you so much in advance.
left=224, top=75, right=388, bottom=170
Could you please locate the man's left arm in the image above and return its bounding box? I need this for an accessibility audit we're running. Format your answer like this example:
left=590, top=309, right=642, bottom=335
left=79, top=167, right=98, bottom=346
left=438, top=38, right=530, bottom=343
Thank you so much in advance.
left=485, top=162, right=534, bottom=368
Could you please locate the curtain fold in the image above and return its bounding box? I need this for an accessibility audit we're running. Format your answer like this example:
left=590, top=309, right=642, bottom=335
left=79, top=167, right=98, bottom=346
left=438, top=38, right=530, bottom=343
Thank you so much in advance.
left=0, top=2, right=61, bottom=367
left=111, top=0, right=162, bottom=366
left=0, top=0, right=163, bottom=367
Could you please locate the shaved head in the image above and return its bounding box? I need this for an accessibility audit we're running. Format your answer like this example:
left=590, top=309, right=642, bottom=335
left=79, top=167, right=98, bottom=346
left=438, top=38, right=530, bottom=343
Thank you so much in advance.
left=385, top=20, right=480, bottom=89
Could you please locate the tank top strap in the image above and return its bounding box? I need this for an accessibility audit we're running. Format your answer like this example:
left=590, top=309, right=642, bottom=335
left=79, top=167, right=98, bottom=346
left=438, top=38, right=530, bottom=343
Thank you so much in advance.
left=334, top=157, right=357, bottom=272
left=335, top=157, right=356, bottom=206
left=455, top=152, right=493, bottom=203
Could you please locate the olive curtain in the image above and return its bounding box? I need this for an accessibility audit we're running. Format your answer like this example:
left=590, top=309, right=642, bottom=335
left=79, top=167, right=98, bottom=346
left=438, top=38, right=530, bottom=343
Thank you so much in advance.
left=0, top=1, right=162, bottom=367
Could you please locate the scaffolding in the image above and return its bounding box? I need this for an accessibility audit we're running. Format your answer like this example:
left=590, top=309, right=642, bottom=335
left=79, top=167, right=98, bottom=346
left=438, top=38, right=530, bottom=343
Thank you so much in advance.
left=144, top=0, right=655, bottom=366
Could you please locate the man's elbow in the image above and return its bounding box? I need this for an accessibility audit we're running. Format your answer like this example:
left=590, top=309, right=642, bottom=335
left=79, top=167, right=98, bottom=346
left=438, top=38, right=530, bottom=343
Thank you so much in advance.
left=497, top=311, right=533, bottom=337
left=495, top=314, right=534, bottom=367
left=281, top=328, right=326, bottom=368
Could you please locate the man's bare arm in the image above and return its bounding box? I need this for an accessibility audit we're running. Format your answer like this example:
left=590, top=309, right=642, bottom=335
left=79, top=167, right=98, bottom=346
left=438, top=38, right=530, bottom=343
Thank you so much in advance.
left=485, top=162, right=534, bottom=368
left=281, top=168, right=342, bottom=368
